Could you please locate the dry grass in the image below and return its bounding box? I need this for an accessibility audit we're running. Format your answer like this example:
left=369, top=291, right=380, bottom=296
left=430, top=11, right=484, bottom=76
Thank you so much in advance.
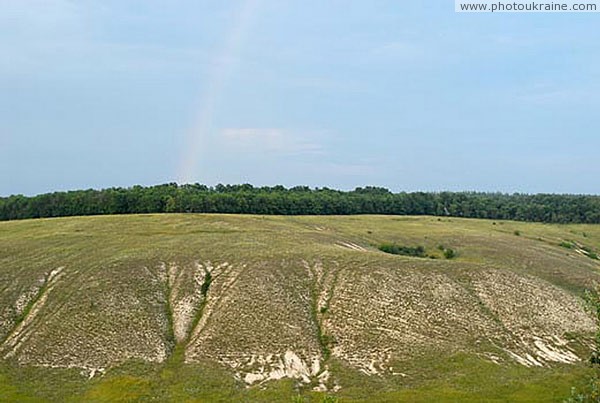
left=0, top=214, right=599, bottom=401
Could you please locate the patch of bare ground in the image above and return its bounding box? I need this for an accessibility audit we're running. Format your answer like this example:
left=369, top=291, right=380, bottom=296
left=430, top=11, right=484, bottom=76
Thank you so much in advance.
left=0, top=273, right=47, bottom=343
left=2, top=263, right=171, bottom=373
left=471, top=269, right=596, bottom=367
left=0, top=258, right=595, bottom=385
left=323, top=263, right=502, bottom=375
left=187, top=261, right=241, bottom=343
left=335, top=241, right=367, bottom=252
left=304, top=260, right=342, bottom=391
left=304, top=260, right=338, bottom=319
left=2, top=267, right=65, bottom=359
left=185, top=260, right=326, bottom=388
left=157, top=261, right=208, bottom=343
left=320, top=261, right=596, bottom=375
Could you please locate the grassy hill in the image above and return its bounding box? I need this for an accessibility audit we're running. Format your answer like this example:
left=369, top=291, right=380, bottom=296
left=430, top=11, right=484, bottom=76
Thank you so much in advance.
left=0, top=214, right=599, bottom=401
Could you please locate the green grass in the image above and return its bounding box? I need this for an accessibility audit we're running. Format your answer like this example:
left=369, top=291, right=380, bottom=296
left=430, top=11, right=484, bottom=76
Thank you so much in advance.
left=1, top=214, right=600, bottom=401
left=0, top=356, right=594, bottom=402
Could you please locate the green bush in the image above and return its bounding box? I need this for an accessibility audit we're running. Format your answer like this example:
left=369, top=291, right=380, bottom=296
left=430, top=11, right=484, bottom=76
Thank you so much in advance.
left=378, top=243, right=427, bottom=257
left=201, top=271, right=212, bottom=297
left=560, top=241, right=574, bottom=249
left=443, top=248, right=456, bottom=259
left=580, top=246, right=599, bottom=260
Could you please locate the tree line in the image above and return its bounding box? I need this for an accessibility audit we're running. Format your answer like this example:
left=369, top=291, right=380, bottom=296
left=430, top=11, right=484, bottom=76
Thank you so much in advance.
left=1, top=183, right=599, bottom=223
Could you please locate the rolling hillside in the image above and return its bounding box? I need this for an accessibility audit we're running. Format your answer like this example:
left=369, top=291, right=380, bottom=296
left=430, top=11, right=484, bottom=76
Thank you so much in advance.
left=1, top=214, right=599, bottom=401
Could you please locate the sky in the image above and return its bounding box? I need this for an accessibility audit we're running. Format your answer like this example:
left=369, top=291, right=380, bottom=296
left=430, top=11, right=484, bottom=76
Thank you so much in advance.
left=1, top=0, right=600, bottom=196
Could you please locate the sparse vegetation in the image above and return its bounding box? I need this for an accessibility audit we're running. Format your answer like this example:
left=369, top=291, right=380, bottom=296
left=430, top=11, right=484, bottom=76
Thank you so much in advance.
left=584, top=289, right=600, bottom=365
left=581, top=247, right=599, bottom=260
left=560, top=241, right=599, bottom=260
left=0, top=214, right=599, bottom=401
left=566, top=288, right=600, bottom=402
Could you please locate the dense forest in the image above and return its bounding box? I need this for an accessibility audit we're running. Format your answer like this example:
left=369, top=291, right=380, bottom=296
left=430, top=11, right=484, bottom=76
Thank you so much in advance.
left=1, top=183, right=599, bottom=223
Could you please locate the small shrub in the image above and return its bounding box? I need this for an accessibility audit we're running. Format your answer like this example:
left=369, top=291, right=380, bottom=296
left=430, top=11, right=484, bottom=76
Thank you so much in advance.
left=443, top=248, right=456, bottom=259
left=560, top=241, right=574, bottom=249
left=513, top=230, right=521, bottom=236
left=378, top=243, right=427, bottom=258
left=579, top=246, right=599, bottom=260
left=201, top=271, right=212, bottom=297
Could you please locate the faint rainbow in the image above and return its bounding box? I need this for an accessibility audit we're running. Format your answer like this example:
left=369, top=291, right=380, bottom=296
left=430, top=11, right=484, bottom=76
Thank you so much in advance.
left=177, top=0, right=260, bottom=184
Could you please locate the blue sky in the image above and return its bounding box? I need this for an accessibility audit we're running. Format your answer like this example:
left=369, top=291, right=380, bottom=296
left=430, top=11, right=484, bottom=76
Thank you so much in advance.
left=1, top=1, right=599, bottom=196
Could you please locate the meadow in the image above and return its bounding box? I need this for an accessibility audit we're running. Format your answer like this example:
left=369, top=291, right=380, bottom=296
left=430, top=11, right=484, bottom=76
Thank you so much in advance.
left=0, top=214, right=599, bottom=401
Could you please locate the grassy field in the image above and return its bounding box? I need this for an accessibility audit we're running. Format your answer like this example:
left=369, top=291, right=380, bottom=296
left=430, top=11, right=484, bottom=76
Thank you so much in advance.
left=0, top=214, right=599, bottom=401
